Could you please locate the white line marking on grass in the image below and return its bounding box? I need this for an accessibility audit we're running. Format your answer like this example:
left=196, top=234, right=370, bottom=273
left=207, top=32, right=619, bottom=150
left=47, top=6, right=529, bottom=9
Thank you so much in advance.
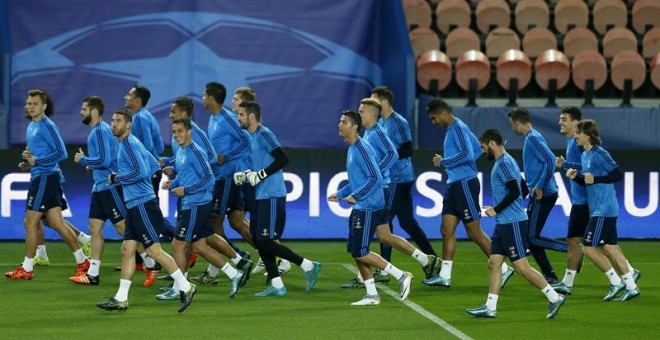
left=341, top=263, right=474, bottom=340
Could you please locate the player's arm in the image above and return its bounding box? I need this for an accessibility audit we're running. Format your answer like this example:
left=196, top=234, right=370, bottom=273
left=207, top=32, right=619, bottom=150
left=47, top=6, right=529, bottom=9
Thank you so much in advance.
left=80, top=129, right=111, bottom=169
left=184, top=147, right=214, bottom=195
left=440, top=127, right=473, bottom=168
left=493, top=179, right=522, bottom=213
left=221, top=113, right=249, bottom=161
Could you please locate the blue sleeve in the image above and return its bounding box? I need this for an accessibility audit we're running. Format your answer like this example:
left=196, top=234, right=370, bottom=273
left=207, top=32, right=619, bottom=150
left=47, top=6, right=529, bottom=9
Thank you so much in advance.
left=441, top=124, right=474, bottom=168
left=133, top=115, right=154, bottom=155
left=80, top=128, right=111, bottom=169
left=596, top=149, right=618, bottom=173
left=193, top=126, right=217, bottom=163
left=170, top=177, right=180, bottom=189
left=528, top=134, right=555, bottom=189
left=220, top=112, right=249, bottom=161
left=35, top=121, right=68, bottom=165
left=351, top=144, right=379, bottom=200
left=116, top=142, right=148, bottom=185
left=500, top=159, right=517, bottom=182
left=185, top=146, right=213, bottom=194
left=375, top=129, right=397, bottom=174
left=337, top=184, right=351, bottom=199
left=393, top=116, right=412, bottom=145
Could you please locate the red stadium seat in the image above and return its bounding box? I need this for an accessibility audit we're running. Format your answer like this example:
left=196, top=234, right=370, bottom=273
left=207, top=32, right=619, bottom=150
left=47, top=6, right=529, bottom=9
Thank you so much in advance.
left=456, top=50, right=491, bottom=91
left=611, top=51, right=647, bottom=91
left=476, top=0, right=511, bottom=34
left=446, top=27, right=481, bottom=58
left=515, top=0, right=550, bottom=34
left=632, top=0, right=660, bottom=34
left=563, top=28, right=599, bottom=58
left=435, top=0, right=472, bottom=34
left=643, top=27, right=660, bottom=58
left=572, top=50, right=608, bottom=91
left=403, top=0, right=433, bottom=29
left=593, top=0, right=628, bottom=34
left=534, top=49, right=571, bottom=90
left=486, top=28, right=521, bottom=58
left=496, top=49, right=532, bottom=89
left=522, top=27, right=557, bottom=58
left=410, top=27, right=441, bottom=59
left=603, top=27, right=638, bottom=58
left=650, top=53, right=660, bottom=89
left=554, top=0, right=589, bottom=34
left=417, top=50, right=453, bottom=92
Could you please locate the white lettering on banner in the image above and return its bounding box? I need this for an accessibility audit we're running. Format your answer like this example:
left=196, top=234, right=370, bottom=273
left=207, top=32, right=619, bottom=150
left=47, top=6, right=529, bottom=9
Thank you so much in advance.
left=624, top=172, right=658, bottom=217
left=415, top=171, right=444, bottom=217
left=284, top=172, right=303, bottom=202
left=159, top=177, right=170, bottom=217
left=308, top=172, right=320, bottom=217
left=326, top=171, right=350, bottom=217
left=1, top=173, right=72, bottom=217
left=555, top=172, right=572, bottom=215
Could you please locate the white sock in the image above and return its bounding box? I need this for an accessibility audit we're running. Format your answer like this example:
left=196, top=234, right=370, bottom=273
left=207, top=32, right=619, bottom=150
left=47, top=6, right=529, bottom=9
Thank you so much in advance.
left=382, top=263, right=404, bottom=280
left=412, top=249, right=427, bottom=266
left=87, top=259, right=101, bottom=276
left=23, top=257, right=34, bottom=272
left=626, top=260, right=635, bottom=274
left=439, top=260, right=453, bottom=279
left=605, top=268, right=622, bottom=285
left=140, top=253, right=156, bottom=268
left=271, top=276, right=284, bottom=289
left=501, top=262, right=510, bottom=274
left=115, top=279, right=132, bottom=301
left=207, top=264, right=219, bottom=277
left=365, top=278, right=377, bottom=296
left=300, top=259, right=313, bottom=271
left=221, top=262, right=238, bottom=279
left=230, top=254, right=242, bottom=265
left=77, top=232, right=91, bottom=244
left=562, top=269, right=577, bottom=287
left=36, top=245, right=48, bottom=258
left=485, top=293, right=498, bottom=310
left=171, top=269, right=191, bottom=292
left=542, top=285, right=559, bottom=303
left=357, top=271, right=364, bottom=282
left=621, top=272, right=638, bottom=290
left=73, top=249, right=87, bottom=264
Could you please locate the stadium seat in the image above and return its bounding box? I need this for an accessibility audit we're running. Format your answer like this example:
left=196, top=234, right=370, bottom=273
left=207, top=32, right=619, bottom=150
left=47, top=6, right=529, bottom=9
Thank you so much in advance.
left=534, top=49, right=571, bottom=90
left=486, top=28, right=521, bottom=58
left=514, top=0, right=550, bottom=34
left=554, top=0, right=589, bottom=34
left=593, top=0, right=628, bottom=35
left=410, top=27, right=441, bottom=59
left=563, top=28, right=599, bottom=58
left=632, top=0, right=660, bottom=35
left=435, top=0, right=472, bottom=34
left=522, top=27, right=557, bottom=58
left=611, top=51, right=646, bottom=91
left=603, top=27, right=638, bottom=58
left=643, top=27, right=660, bottom=58
left=650, top=53, right=660, bottom=89
left=456, top=50, right=491, bottom=91
left=446, top=27, right=482, bottom=58
left=476, top=0, right=511, bottom=34
left=572, top=50, right=608, bottom=91
left=416, top=50, right=453, bottom=92
left=496, top=49, right=532, bottom=90
left=403, top=0, right=433, bottom=29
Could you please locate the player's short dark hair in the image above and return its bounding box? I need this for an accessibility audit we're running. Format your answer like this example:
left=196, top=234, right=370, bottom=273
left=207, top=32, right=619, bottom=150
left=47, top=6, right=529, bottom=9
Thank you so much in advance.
left=426, top=98, right=452, bottom=115
left=360, top=98, right=382, bottom=115
left=28, top=89, right=54, bottom=117
left=206, top=82, right=227, bottom=105
left=507, top=106, right=531, bottom=124
left=342, top=110, right=362, bottom=133
left=479, top=128, right=504, bottom=146
left=173, top=96, right=194, bottom=118
left=371, top=86, right=394, bottom=105
left=132, top=84, right=151, bottom=107
left=113, top=108, right=133, bottom=122
left=560, top=106, right=582, bottom=121
left=83, top=96, right=105, bottom=115
left=239, top=101, right=261, bottom=121
left=576, top=119, right=602, bottom=145
left=172, top=117, right=192, bottom=130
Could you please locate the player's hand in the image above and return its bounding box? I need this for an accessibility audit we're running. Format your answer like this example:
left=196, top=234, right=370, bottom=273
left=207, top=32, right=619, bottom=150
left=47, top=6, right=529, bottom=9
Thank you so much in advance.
left=566, top=168, right=577, bottom=179
left=216, top=153, right=225, bottom=165
left=432, top=154, right=442, bottom=168
left=171, top=187, right=185, bottom=197
left=74, top=147, right=85, bottom=163
left=344, top=195, right=356, bottom=204
left=327, top=193, right=338, bottom=202
left=108, top=172, right=117, bottom=184
left=584, top=172, right=594, bottom=184
left=556, top=155, right=564, bottom=168
left=161, top=180, right=171, bottom=190
left=247, top=169, right=267, bottom=186
left=233, top=170, right=251, bottom=185
left=532, top=187, right=543, bottom=200
left=483, top=206, right=496, bottom=217
left=22, top=148, right=36, bottom=166
left=162, top=166, right=174, bottom=176
left=18, top=162, right=30, bottom=172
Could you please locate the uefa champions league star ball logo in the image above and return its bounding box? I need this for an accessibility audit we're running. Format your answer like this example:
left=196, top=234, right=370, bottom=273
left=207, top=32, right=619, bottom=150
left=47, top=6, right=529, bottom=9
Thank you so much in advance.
left=12, top=12, right=382, bottom=112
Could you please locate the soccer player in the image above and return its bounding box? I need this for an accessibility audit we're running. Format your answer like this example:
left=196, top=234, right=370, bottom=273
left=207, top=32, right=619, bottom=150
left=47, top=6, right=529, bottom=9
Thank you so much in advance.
left=566, top=119, right=640, bottom=301
left=329, top=110, right=413, bottom=306
left=69, top=96, right=126, bottom=285
left=370, top=86, right=436, bottom=283
left=423, top=98, right=514, bottom=288
left=5, top=89, right=89, bottom=280
left=508, top=107, right=567, bottom=283
left=341, top=98, right=438, bottom=289
left=466, top=129, right=566, bottom=319
left=96, top=108, right=197, bottom=313
left=203, top=82, right=253, bottom=257
left=234, top=101, right=321, bottom=297
left=161, top=118, right=247, bottom=299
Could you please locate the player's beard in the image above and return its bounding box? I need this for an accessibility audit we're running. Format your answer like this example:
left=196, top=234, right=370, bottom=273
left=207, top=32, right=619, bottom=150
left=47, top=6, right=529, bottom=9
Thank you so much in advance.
left=82, top=114, right=92, bottom=125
